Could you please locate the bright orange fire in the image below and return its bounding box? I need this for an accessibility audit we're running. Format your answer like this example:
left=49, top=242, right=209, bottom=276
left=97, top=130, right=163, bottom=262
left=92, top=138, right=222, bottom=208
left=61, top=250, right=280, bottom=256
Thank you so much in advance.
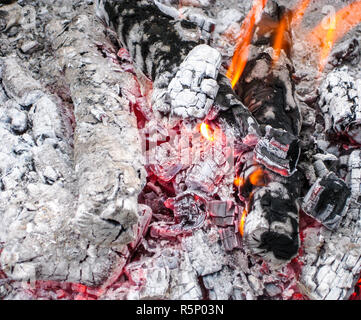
left=272, top=14, right=288, bottom=65
left=308, top=1, right=361, bottom=72
left=272, top=0, right=311, bottom=65
left=200, top=122, right=214, bottom=141
left=234, top=176, right=244, bottom=187
left=226, top=0, right=268, bottom=88
left=249, top=167, right=265, bottom=186
left=239, top=208, right=248, bottom=237
left=290, top=0, right=311, bottom=29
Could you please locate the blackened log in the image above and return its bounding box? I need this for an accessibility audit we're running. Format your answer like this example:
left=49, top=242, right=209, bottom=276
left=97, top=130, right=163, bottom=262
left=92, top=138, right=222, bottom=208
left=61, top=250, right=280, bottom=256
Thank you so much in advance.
left=235, top=50, right=301, bottom=137
left=233, top=4, right=301, bottom=137
left=237, top=152, right=300, bottom=264
left=101, top=0, right=261, bottom=132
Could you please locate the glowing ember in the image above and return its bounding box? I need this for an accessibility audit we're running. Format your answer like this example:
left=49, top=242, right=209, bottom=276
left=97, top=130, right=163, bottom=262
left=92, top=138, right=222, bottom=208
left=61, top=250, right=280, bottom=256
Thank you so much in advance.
left=307, top=0, right=361, bottom=71
left=234, top=176, right=244, bottom=187
left=249, top=167, right=266, bottom=186
left=226, top=0, right=268, bottom=88
left=200, top=122, right=215, bottom=141
left=239, top=208, right=248, bottom=237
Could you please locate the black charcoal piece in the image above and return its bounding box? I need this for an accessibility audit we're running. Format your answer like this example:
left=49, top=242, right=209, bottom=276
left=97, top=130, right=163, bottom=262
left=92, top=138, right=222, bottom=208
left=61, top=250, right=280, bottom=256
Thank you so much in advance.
left=254, top=125, right=300, bottom=177
left=302, top=172, right=351, bottom=230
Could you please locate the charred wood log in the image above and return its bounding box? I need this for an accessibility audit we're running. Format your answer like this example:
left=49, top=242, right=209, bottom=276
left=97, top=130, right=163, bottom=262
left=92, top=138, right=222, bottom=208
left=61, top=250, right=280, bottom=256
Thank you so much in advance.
left=236, top=151, right=301, bottom=264
left=0, top=56, right=127, bottom=286
left=48, top=13, right=147, bottom=246
left=227, top=4, right=302, bottom=264
left=302, top=171, right=351, bottom=231
left=101, top=0, right=261, bottom=136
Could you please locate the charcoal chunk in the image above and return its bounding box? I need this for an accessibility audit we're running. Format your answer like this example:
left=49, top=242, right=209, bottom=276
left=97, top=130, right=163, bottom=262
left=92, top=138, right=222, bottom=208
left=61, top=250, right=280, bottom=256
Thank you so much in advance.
left=302, top=172, right=351, bottom=230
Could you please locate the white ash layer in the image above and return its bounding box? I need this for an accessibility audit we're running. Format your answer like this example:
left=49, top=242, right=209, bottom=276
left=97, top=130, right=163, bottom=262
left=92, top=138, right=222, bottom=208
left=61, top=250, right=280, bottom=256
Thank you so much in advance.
left=0, top=56, right=125, bottom=287
left=49, top=13, right=147, bottom=246
left=319, top=67, right=361, bottom=144
left=299, top=150, right=361, bottom=300
left=153, top=44, right=222, bottom=119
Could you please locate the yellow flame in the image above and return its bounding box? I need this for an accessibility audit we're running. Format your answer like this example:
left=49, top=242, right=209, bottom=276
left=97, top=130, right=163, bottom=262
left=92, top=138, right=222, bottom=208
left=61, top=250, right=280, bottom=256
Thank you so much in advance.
left=272, top=0, right=311, bottom=66
left=234, top=176, right=244, bottom=187
left=200, top=123, right=214, bottom=141
left=249, top=167, right=265, bottom=186
left=239, top=208, right=248, bottom=237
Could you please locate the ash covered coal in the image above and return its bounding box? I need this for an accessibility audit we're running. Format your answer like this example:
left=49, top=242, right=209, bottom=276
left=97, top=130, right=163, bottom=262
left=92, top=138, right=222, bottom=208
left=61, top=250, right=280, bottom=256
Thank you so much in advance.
left=0, top=0, right=360, bottom=301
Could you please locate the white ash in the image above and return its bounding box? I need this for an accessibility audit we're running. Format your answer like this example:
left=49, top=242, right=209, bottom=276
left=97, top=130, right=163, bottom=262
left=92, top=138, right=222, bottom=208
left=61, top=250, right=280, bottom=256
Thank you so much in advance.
left=299, top=150, right=361, bottom=300
left=319, top=67, right=361, bottom=144
left=0, top=4, right=150, bottom=291
left=153, top=44, right=222, bottom=119
left=0, top=56, right=125, bottom=287
left=49, top=13, right=147, bottom=246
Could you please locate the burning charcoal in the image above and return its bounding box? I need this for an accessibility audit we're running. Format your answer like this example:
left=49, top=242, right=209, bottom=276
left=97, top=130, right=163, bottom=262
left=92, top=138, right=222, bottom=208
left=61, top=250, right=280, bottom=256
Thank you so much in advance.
left=184, top=137, right=233, bottom=195
left=319, top=67, right=361, bottom=144
left=254, top=125, right=300, bottom=177
left=302, top=172, right=351, bottom=231
left=164, top=192, right=207, bottom=232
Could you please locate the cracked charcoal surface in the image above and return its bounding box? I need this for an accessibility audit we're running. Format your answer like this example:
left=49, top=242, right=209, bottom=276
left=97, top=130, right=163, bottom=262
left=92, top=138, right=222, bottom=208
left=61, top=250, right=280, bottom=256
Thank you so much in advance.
left=49, top=13, right=147, bottom=246
left=0, top=0, right=360, bottom=301
left=0, top=2, right=148, bottom=290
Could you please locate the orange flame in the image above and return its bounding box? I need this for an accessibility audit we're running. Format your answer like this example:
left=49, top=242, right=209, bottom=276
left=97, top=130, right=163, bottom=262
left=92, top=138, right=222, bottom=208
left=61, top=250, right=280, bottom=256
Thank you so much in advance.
left=272, top=14, right=288, bottom=65
left=272, top=0, right=311, bottom=65
left=308, top=1, right=361, bottom=72
left=239, top=208, right=248, bottom=237
left=226, top=0, right=268, bottom=88
left=200, top=122, right=214, bottom=141
left=290, top=0, right=311, bottom=29
left=234, top=176, right=244, bottom=187
left=249, top=167, right=266, bottom=186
